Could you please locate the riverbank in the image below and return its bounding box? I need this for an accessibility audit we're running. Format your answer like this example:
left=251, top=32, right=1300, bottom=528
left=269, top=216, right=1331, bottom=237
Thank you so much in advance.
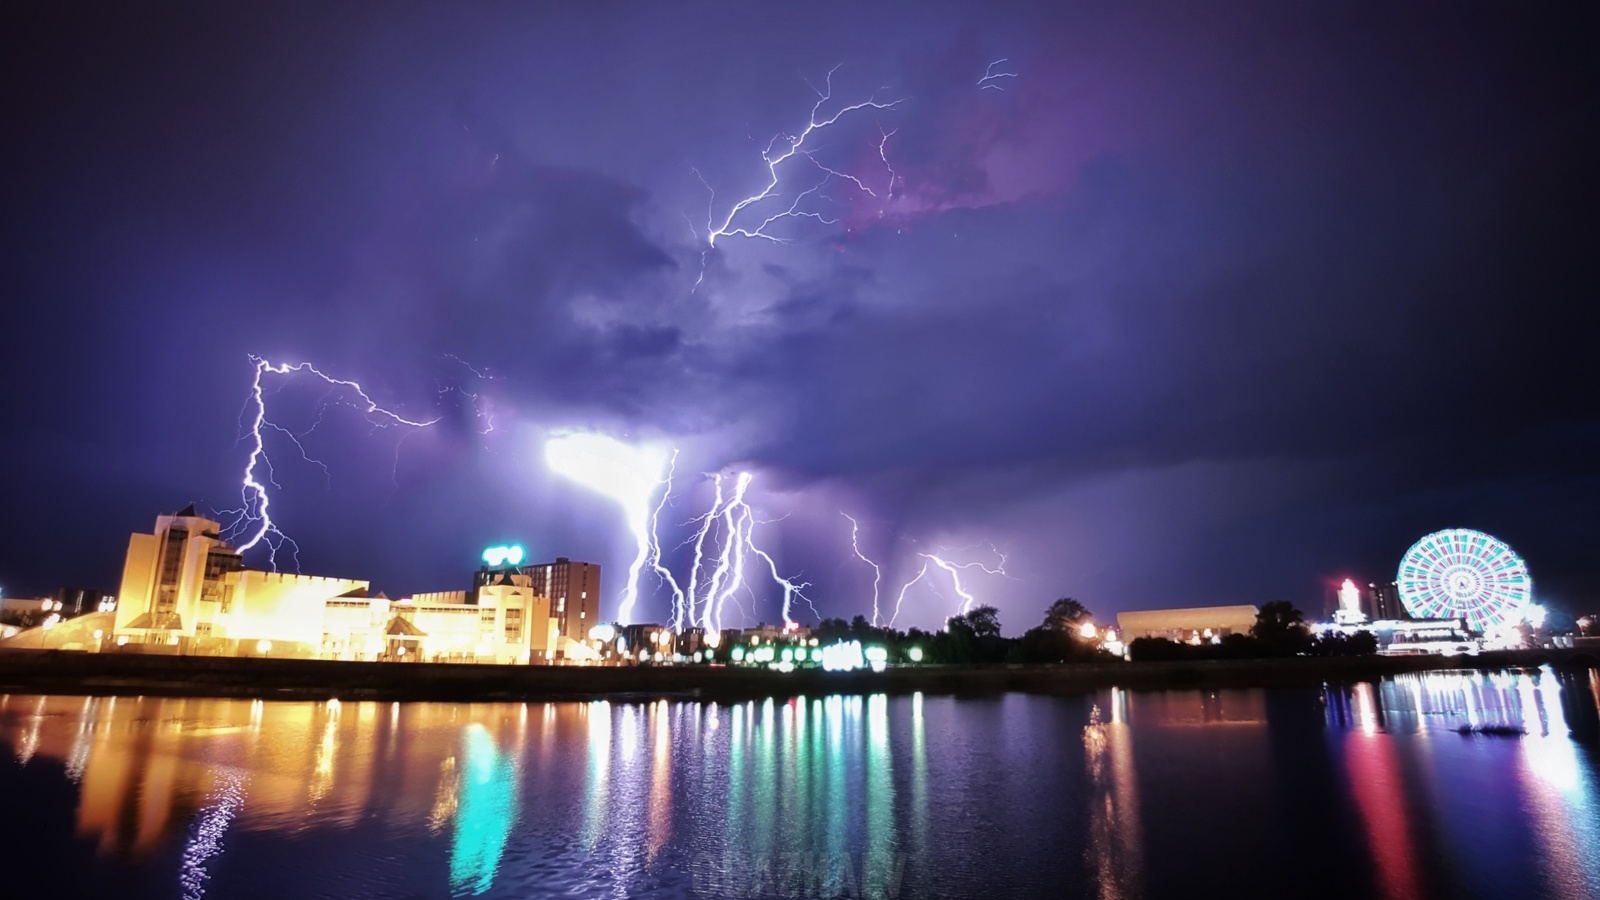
left=0, top=647, right=1594, bottom=702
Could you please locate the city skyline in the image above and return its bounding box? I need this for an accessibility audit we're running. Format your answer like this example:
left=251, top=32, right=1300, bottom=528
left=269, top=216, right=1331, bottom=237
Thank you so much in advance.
left=1, top=2, right=1594, bottom=629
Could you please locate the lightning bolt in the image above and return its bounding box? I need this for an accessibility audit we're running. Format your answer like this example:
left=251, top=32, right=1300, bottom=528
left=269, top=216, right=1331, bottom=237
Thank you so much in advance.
left=219, top=355, right=446, bottom=570
left=889, top=561, right=929, bottom=626
left=877, top=127, right=899, bottom=201
left=892, top=546, right=1011, bottom=619
left=649, top=450, right=690, bottom=632
left=698, top=473, right=752, bottom=634
left=708, top=473, right=815, bottom=630
left=681, top=472, right=725, bottom=630
left=440, top=354, right=498, bottom=436
left=699, top=65, right=903, bottom=250
left=842, top=513, right=883, bottom=625
left=752, top=535, right=816, bottom=628
left=978, top=58, right=1019, bottom=91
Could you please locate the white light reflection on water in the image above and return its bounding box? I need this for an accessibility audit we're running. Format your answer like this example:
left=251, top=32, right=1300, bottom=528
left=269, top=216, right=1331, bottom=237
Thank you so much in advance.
left=1084, top=691, right=1144, bottom=900
left=177, top=767, right=246, bottom=900
left=581, top=700, right=611, bottom=852
left=1517, top=668, right=1600, bottom=899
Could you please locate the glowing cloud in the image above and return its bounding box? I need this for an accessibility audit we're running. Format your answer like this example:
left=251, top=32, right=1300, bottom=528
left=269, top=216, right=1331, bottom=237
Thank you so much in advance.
left=545, top=432, right=670, bottom=626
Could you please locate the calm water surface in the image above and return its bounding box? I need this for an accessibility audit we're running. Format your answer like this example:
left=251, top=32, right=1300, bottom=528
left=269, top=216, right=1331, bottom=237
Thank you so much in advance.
left=2, top=668, right=1598, bottom=899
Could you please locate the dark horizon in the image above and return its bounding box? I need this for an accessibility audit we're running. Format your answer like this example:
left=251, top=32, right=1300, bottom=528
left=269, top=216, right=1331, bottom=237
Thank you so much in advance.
left=2, top=1, right=1595, bottom=628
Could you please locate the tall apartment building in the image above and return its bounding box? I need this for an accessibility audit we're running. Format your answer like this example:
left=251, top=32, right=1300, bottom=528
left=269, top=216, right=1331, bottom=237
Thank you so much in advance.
left=1366, top=581, right=1407, bottom=621
left=518, top=558, right=600, bottom=639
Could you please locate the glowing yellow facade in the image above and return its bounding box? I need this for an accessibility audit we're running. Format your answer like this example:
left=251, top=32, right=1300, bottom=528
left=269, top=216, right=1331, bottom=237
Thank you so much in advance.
left=33, top=511, right=576, bottom=663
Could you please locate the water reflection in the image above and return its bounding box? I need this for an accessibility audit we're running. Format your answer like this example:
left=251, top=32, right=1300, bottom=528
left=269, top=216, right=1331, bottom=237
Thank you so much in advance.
left=1083, top=688, right=1143, bottom=900
left=0, top=672, right=1597, bottom=899
left=1323, top=667, right=1600, bottom=900
left=448, top=724, right=519, bottom=896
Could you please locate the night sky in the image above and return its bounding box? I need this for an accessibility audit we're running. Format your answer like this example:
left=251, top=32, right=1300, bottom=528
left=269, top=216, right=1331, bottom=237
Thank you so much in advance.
left=2, top=2, right=1595, bottom=630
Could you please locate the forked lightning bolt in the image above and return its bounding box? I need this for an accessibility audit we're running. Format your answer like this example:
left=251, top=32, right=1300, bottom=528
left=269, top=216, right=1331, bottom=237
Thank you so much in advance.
left=694, top=64, right=902, bottom=280
left=547, top=438, right=815, bottom=631
left=649, top=450, right=691, bottom=631
left=220, top=355, right=448, bottom=570
left=892, top=546, right=1010, bottom=621
left=978, top=58, right=1019, bottom=91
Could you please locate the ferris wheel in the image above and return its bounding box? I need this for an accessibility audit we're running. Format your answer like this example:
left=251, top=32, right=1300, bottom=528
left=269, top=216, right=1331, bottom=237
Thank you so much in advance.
left=1396, top=528, right=1531, bottom=632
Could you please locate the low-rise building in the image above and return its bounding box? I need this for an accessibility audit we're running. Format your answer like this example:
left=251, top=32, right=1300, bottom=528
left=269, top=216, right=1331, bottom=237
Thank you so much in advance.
left=1116, top=605, right=1261, bottom=644
left=3, top=508, right=595, bottom=664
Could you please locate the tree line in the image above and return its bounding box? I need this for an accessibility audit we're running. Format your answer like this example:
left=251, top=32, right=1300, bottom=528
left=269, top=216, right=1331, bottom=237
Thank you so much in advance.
left=809, top=598, right=1113, bottom=665
left=805, top=599, right=1377, bottom=665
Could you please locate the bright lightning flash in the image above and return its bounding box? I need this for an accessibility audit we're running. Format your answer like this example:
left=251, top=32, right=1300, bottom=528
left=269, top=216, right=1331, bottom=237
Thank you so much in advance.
left=687, top=472, right=815, bottom=633
left=842, top=513, right=883, bottom=626
left=546, top=437, right=816, bottom=632
left=544, top=433, right=669, bottom=627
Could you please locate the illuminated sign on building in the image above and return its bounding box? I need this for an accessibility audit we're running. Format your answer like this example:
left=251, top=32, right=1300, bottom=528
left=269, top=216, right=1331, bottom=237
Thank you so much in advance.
left=481, top=545, right=526, bottom=568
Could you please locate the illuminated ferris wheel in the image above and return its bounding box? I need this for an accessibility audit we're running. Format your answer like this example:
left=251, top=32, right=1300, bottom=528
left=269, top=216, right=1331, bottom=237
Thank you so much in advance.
left=1396, top=528, right=1531, bottom=632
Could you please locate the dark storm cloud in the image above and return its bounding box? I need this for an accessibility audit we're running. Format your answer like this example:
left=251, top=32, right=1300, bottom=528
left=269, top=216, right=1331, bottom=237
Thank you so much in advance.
left=0, top=1, right=1594, bottom=625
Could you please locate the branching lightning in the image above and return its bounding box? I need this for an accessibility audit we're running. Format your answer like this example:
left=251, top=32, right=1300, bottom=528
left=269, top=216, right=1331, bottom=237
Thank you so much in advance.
left=546, top=438, right=814, bottom=631
left=441, top=354, right=498, bottom=436
left=220, top=355, right=450, bottom=570
left=842, top=513, right=883, bottom=626
left=892, top=546, right=1011, bottom=620
left=691, top=66, right=903, bottom=288
left=667, top=470, right=817, bottom=632
left=978, top=58, right=1019, bottom=91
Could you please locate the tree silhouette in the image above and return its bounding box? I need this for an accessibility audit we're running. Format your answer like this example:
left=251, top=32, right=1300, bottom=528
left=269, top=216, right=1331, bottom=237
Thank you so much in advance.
left=1042, top=598, right=1093, bottom=632
left=1251, top=601, right=1310, bottom=653
left=964, top=605, right=1003, bottom=639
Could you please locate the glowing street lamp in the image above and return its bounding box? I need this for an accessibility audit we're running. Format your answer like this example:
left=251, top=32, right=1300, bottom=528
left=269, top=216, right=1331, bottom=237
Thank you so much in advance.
left=907, top=646, right=924, bottom=663
left=1079, top=621, right=1098, bottom=640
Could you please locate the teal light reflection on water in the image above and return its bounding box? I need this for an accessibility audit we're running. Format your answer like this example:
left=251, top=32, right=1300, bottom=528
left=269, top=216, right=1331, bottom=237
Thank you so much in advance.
left=448, top=723, right=519, bottom=897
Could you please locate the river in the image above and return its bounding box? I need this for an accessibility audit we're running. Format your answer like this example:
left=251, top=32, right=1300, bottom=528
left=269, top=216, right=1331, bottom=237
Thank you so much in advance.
left=1, top=667, right=1597, bottom=899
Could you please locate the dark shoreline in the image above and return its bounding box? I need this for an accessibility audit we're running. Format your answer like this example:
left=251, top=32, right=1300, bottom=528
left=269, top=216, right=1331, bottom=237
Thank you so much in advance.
left=0, top=648, right=1594, bottom=703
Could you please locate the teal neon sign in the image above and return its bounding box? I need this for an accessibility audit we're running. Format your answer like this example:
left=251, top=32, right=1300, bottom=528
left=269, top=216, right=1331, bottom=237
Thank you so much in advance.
left=481, top=544, right=526, bottom=567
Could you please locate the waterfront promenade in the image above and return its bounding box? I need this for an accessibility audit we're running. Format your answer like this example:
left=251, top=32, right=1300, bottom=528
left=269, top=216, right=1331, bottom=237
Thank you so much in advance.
left=0, top=647, right=1594, bottom=702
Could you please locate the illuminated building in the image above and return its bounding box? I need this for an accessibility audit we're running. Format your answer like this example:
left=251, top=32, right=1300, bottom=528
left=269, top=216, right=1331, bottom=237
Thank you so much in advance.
left=1333, top=579, right=1368, bottom=626
left=0, top=595, right=52, bottom=625
left=1366, top=581, right=1405, bottom=621
left=1115, top=605, right=1259, bottom=644
left=55, top=586, right=112, bottom=617
left=112, top=507, right=366, bottom=655
left=619, top=623, right=673, bottom=662
left=0, top=509, right=591, bottom=664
